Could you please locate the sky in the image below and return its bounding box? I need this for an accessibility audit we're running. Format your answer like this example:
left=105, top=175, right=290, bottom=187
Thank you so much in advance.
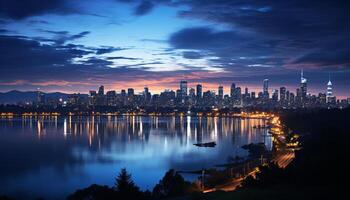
left=0, top=0, right=350, bottom=98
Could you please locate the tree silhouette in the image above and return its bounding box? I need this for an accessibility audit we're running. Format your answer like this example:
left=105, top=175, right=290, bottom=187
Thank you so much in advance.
left=114, top=168, right=143, bottom=199
left=152, top=169, right=193, bottom=199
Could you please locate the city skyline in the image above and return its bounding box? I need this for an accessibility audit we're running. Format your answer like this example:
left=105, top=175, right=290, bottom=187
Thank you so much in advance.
left=1, top=1, right=350, bottom=98
left=3, top=71, right=344, bottom=100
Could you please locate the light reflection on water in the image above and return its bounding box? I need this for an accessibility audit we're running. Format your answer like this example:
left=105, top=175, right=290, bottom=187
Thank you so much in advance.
left=0, top=116, right=271, bottom=199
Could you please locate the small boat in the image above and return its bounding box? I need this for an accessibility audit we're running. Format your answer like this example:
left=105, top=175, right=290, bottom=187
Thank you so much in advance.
left=194, top=142, right=216, bottom=147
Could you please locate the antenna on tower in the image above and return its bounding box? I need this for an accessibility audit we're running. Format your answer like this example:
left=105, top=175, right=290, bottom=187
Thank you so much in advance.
left=301, top=69, right=304, bottom=78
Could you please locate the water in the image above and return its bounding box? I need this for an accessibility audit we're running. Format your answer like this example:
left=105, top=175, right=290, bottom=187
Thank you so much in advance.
left=0, top=116, right=271, bottom=199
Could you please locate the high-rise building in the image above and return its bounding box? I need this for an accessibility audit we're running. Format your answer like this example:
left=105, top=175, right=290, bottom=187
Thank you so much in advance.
left=233, top=87, right=242, bottom=105
left=218, top=86, right=224, bottom=99
left=230, top=83, right=236, bottom=97
left=127, top=88, right=134, bottom=96
left=89, top=90, right=97, bottom=105
left=300, top=70, right=307, bottom=101
left=251, top=92, right=256, bottom=99
left=180, top=80, right=188, bottom=97
left=189, top=88, right=195, bottom=97
left=290, top=92, right=295, bottom=104
left=263, top=79, right=269, bottom=99
left=272, top=89, right=278, bottom=102
left=280, top=87, right=286, bottom=103
left=98, top=85, right=104, bottom=96
left=326, top=76, right=335, bottom=104
left=244, top=87, right=249, bottom=96
left=144, top=87, right=151, bottom=103
left=106, top=90, right=116, bottom=106
left=96, top=86, right=106, bottom=106
left=121, top=89, right=126, bottom=97
left=37, top=91, right=45, bottom=105
left=196, top=84, right=202, bottom=98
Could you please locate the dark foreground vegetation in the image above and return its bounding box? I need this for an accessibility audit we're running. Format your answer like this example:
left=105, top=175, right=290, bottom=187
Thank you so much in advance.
left=1, top=108, right=349, bottom=200
left=200, top=108, right=350, bottom=200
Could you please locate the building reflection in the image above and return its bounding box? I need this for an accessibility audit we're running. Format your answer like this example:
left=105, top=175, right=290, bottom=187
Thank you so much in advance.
left=0, top=116, right=271, bottom=151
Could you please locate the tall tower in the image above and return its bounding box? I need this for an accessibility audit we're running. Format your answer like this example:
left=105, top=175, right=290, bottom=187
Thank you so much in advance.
left=263, top=79, right=269, bottom=99
left=230, top=83, right=236, bottom=97
left=180, top=80, right=188, bottom=97
left=326, top=75, right=334, bottom=103
left=300, top=69, right=307, bottom=101
left=218, top=85, right=224, bottom=99
left=196, top=84, right=202, bottom=98
left=98, top=85, right=104, bottom=96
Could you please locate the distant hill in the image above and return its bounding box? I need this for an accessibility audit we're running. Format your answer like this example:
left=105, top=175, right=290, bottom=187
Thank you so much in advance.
left=0, top=90, right=87, bottom=104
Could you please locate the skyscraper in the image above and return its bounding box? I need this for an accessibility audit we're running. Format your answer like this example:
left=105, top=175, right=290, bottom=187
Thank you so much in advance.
left=300, top=70, right=307, bottom=101
left=180, top=80, right=188, bottom=97
left=233, top=87, right=242, bottom=105
left=196, top=84, right=202, bottom=98
left=98, top=85, right=104, bottom=96
left=326, top=75, right=335, bottom=103
left=106, top=90, right=116, bottom=106
left=280, top=87, right=286, bottom=103
left=272, top=89, right=278, bottom=102
left=127, top=88, right=134, bottom=96
left=230, top=83, right=236, bottom=97
left=189, top=87, right=196, bottom=105
left=263, top=79, right=269, bottom=99
left=218, top=85, right=224, bottom=99
left=144, top=87, right=151, bottom=103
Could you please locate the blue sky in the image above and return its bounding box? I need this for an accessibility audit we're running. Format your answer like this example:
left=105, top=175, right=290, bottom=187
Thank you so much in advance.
left=1, top=0, right=350, bottom=98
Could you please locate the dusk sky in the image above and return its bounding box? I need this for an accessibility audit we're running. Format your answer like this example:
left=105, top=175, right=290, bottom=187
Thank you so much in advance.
left=1, top=0, right=350, bottom=98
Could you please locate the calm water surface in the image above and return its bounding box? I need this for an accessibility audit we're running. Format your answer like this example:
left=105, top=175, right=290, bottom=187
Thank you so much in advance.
left=0, top=116, right=271, bottom=199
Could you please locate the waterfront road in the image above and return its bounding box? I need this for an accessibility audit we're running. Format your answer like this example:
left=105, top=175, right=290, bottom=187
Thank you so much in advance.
left=272, top=150, right=295, bottom=168
left=204, top=151, right=295, bottom=193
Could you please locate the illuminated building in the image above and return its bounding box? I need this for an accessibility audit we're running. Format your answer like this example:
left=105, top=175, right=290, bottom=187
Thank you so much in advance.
left=263, top=79, right=269, bottom=99
left=218, top=86, right=223, bottom=99
left=300, top=70, right=307, bottom=102
left=326, top=76, right=336, bottom=104
left=196, top=84, right=202, bottom=98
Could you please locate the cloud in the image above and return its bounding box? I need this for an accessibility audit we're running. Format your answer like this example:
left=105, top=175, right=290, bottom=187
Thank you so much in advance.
left=0, top=0, right=73, bottom=20
left=182, top=51, right=203, bottom=59
left=164, top=0, right=350, bottom=72
left=0, top=33, right=201, bottom=92
left=38, top=29, right=91, bottom=45
left=134, top=1, right=154, bottom=15
left=94, top=46, right=126, bottom=55
left=107, top=56, right=141, bottom=60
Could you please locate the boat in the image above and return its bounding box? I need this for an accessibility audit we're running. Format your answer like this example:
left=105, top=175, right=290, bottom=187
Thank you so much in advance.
left=193, top=142, right=216, bottom=147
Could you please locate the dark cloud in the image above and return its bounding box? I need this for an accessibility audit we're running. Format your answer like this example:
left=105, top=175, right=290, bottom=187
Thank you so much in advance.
left=169, top=26, right=279, bottom=69
left=134, top=1, right=154, bottom=15
left=182, top=51, right=203, bottom=59
left=0, top=35, right=90, bottom=77
left=117, top=0, right=173, bottom=16
left=294, top=45, right=350, bottom=68
left=0, top=33, right=187, bottom=90
left=0, top=0, right=73, bottom=20
left=94, top=46, right=126, bottom=55
left=38, top=29, right=91, bottom=45
left=170, top=27, right=238, bottom=50
left=165, top=0, right=350, bottom=71
left=0, top=29, right=10, bottom=33
left=107, top=56, right=141, bottom=60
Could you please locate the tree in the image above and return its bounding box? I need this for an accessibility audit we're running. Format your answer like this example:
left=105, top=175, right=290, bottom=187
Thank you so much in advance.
left=66, top=184, right=117, bottom=200
left=152, top=169, right=193, bottom=199
left=114, top=168, right=143, bottom=199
